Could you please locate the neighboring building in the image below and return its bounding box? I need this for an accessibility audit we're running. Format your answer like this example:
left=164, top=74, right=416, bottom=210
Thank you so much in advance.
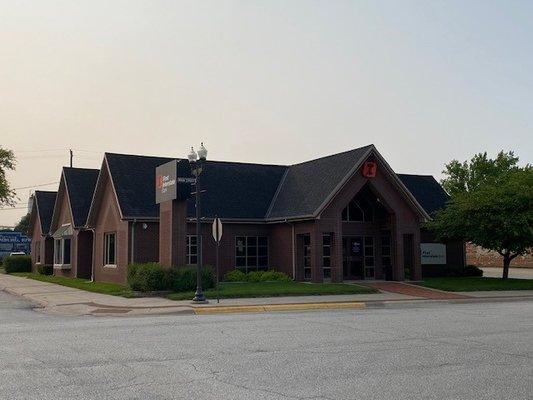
left=466, top=243, right=532, bottom=268
left=27, top=191, right=57, bottom=270
left=49, top=167, right=99, bottom=279
left=0, top=231, right=31, bottom=260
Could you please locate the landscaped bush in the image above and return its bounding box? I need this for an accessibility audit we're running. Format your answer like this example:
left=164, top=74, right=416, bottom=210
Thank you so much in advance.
left=424, top=264, right=484, bottom=278
left=246, top=270, right=265, bottom=282
left=3, top=255, right=31, bottom=273
left=127, top=263, right=215, bottom=292
left=37, top=264, right=53, bottom=275
left=127, top=263, right=167, bottom=292
left=463, top=265, right=483, bottom=277
left=223, top=269, right=247, bottom=282
left=165, top=265, right=215, bottom=292
left=223, top=269, right=292, bottom=282
left=260, top=270, right=292, bottom=282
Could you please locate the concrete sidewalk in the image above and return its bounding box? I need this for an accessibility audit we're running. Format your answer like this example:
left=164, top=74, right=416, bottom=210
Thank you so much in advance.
left=2, top=273, right=533, bottom=317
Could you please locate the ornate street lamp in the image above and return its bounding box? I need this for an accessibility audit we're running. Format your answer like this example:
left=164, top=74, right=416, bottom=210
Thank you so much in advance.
left=189, top=143, right=208, bottom=302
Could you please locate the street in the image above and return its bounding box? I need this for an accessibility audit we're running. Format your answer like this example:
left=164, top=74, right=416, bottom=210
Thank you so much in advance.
left=0, top=291, right=532, bottom=400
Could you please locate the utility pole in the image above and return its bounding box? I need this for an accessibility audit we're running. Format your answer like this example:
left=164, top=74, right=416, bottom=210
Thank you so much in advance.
left=69, top=149, right=73, bottom=167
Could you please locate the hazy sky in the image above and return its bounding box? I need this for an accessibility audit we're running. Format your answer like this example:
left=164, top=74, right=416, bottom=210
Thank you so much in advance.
left=1, top=0, right=532, bottom=226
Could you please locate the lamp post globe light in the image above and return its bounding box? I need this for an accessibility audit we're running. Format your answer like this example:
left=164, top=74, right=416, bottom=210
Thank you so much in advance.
left=189, top=143, right=208, bottom=303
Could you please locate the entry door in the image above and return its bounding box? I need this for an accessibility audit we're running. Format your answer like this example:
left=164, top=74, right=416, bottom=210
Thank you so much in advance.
left=343, top=236, right=364, bottom=279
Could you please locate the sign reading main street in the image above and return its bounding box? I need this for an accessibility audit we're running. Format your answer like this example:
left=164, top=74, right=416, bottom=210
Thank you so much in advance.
left=155, top=159, right=195, bottom=204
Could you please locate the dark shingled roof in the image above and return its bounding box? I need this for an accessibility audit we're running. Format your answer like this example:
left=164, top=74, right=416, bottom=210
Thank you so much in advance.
left=34, top=191, right=57, bottom=233
left=63, top=168, right=99, bottom=227
left=186, top=161, right=288, bottom=219
left=105, top=153, right=173, bottom=218
left=103, top=147, right=447, bottom=221
left=267, top=145, right=373, bottom=219
left=105, top=153, right=287, bottom=220
left=397, top=174, right=449, bottom=215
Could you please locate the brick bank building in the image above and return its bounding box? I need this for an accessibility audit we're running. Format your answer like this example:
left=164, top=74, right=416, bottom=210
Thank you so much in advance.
left=29, top=145, right=464, bottom=284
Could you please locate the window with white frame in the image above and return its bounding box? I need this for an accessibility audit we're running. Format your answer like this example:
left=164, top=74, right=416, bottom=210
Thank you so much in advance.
left=104, top=233, right=116, bottom=265
left=54, top=237, right=71, bottom=265
left=186, top=235, right=199, bottom=265
left=235, top=236, right=268, bottom=272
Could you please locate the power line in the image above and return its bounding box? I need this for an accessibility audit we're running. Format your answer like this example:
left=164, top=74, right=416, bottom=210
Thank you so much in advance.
left=14, top=181, right=59, bottom=190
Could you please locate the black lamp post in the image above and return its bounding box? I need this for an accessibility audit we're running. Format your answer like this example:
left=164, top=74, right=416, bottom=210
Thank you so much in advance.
left=188, top=143, right=208, bottom=303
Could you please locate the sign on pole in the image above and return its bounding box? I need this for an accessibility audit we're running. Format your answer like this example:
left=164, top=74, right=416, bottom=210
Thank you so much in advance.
left=212, top=217, right=222, bottom=303
left=212, top=217, right=223, bottom=243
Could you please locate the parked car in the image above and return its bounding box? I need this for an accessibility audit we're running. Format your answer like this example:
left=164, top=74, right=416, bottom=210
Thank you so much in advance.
left=9, top=252, right=26, bottom=256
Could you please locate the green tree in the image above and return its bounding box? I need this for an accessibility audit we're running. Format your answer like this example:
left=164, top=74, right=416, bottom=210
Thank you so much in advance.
left=429, top=167, right=533, bottom=279
left=14, top=213, right=30, bottom=235
left=0, top=147, right=16, bottom=207
left=441, top=151, right=519, bottom=196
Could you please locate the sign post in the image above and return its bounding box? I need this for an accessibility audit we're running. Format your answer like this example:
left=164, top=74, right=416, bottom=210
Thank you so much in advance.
left=212, top=216, right=223, bottom=303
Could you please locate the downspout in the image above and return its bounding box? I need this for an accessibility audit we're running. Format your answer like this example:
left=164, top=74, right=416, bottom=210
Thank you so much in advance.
left=131, top=219, right=137, bottom=265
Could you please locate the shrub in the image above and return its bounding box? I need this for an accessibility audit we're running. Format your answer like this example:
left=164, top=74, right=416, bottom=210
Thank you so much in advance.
left=246, top=270, right=265, bottom=282
left=127, top=263, right=167, bottom=292
left=127, top=263, right=215, bottom=293
left=224, top=269, right=247, bottom=282
left=165, top=265, right=215, bottom=292
left=463, top=265, right=483, bottom=277
left=37, top=264, right=53, bottom=275
left=3, top=255, right=31, bottom=273
left=260, top=270, right=292, bottom=282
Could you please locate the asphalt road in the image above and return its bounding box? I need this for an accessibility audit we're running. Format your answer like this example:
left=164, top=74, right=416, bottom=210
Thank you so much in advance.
left=0, top=291, right=532, bottom=400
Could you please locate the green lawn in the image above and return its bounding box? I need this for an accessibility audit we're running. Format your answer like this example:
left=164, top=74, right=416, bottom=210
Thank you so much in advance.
left=420, top=277, right=533, bottom=292
left=12, top=273, right=134, bottom=297
left=167, top=281, right=377, bottom=301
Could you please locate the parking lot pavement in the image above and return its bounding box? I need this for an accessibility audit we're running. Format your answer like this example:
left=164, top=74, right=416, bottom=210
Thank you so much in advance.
left=0, top=290, right=532, bottom=400
left=482, top=267, right=533, bottom=279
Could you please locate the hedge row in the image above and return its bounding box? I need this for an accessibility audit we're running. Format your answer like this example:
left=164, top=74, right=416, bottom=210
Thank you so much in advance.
left=422, top=264, right=483, bottom=278
left=223, top=269, right=292, bottom=283
left=3, top=255, right=31, bottom=273
left=127, top=263, right=215, bottom=293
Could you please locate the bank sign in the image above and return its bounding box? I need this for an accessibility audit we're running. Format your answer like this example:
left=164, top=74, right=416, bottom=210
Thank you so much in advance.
left=420, top=243, right=447, bottom=265
left=0, top=232, right=30, bottom=259
left=155, top=159, right=195, bottom=204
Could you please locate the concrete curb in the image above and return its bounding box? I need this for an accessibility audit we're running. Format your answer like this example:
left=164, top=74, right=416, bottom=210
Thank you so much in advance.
left=192, top=301, right=366, bottom=315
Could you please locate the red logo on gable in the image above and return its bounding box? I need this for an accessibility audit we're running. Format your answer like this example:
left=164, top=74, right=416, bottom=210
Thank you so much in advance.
left=362, top=162, right=377, bottom=178
left=156, top=175, right=163, bottom=189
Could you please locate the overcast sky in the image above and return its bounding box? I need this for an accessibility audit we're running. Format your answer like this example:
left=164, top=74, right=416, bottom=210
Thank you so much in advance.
left=1, top=0, right=532, bottom=227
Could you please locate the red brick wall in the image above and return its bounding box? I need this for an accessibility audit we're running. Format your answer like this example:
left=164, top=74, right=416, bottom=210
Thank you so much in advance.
left=466, top=243, right=532, bottom=268
left=92, top=171, right=130, bottom=284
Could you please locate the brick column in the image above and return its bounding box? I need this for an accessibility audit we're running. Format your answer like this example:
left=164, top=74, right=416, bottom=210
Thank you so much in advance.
left=310, top=223, right=323, bottom=283
left=159, top=200, right=187, bottom=267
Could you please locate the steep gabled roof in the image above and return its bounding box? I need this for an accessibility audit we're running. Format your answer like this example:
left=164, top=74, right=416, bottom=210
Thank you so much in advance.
left=266, top=145, right=374, bottom=219
left=397, top=174, right=450, bottom=215
left=63, top=168, right=99, bottom=227
left=34, top=191, right=57, bottom=233
left=105, top=153, right=173, bottom=219
left=186, top=160, right=288, bottom=219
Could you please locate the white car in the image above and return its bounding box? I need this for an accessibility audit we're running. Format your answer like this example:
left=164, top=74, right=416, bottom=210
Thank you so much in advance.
left=9, top=252, right=26, bottom=256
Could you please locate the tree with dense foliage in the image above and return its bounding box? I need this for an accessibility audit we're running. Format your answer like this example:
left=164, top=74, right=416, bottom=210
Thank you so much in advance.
left=0, top=147, right=16, bottom=207
left=429, top=152, right=532, bottom=279
left=441, top=151, right=519, bottom=196
left=14, top=213, right=30, bottom=235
